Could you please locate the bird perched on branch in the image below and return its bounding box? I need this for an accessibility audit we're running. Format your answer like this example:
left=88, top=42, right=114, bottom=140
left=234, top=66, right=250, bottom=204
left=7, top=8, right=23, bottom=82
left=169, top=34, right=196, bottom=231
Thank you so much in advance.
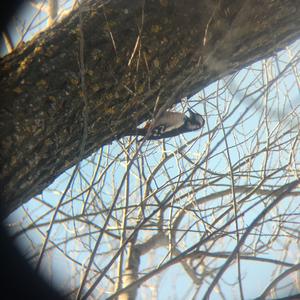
left=131, top=109, right=205, bottom=140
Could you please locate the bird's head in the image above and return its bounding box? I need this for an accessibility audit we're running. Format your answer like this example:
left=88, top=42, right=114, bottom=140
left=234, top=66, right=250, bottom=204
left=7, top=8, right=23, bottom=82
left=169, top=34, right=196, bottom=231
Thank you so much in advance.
left=186, top=108, right=205, bottom=130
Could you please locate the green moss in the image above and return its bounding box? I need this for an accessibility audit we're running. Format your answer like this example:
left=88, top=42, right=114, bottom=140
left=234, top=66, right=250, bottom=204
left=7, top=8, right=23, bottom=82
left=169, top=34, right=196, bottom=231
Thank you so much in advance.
left=151, top=24, right=161, bottom=33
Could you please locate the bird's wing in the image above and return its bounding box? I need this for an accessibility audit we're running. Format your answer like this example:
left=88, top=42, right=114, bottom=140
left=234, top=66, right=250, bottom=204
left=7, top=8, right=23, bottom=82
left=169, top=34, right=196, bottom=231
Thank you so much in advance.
left=152, top=111, right=185, bottom=132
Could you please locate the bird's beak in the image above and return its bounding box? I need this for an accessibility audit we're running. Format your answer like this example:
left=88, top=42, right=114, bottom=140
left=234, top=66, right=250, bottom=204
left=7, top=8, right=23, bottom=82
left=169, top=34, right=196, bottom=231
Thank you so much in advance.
left=187, top=108, right=195, bottom=116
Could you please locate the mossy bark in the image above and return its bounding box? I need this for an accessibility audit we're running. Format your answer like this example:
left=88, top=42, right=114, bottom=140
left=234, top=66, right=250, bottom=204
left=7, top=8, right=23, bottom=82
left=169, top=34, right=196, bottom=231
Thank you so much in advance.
left=1, top=0, right=300, bottom=217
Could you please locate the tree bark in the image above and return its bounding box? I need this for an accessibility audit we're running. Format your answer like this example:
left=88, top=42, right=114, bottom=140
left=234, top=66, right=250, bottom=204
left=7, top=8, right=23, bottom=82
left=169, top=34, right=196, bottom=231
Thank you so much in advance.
left=118, top=242, right=141, bottom=300
left=1, top=0, right=300, bottom=218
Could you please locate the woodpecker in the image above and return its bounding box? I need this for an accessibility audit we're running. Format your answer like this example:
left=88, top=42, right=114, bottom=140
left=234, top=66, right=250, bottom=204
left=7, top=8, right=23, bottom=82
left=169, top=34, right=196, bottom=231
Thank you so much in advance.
left=133, top=109, right=205, bottom=140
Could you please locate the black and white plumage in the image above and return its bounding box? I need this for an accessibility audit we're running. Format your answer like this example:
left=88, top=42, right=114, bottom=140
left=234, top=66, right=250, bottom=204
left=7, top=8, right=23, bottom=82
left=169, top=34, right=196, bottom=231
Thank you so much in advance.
left=134, top=109, right=205, bottom=140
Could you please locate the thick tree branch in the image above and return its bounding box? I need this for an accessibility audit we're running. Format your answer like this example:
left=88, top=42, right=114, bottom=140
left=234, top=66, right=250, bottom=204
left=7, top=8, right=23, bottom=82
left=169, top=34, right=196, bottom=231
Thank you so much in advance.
left=1, top=0, right=300, bottom=217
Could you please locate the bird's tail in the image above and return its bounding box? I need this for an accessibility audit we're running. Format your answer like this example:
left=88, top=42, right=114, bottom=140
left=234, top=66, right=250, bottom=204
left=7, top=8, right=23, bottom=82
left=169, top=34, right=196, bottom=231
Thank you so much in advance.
left=118, top=128, right=147, bottom=140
